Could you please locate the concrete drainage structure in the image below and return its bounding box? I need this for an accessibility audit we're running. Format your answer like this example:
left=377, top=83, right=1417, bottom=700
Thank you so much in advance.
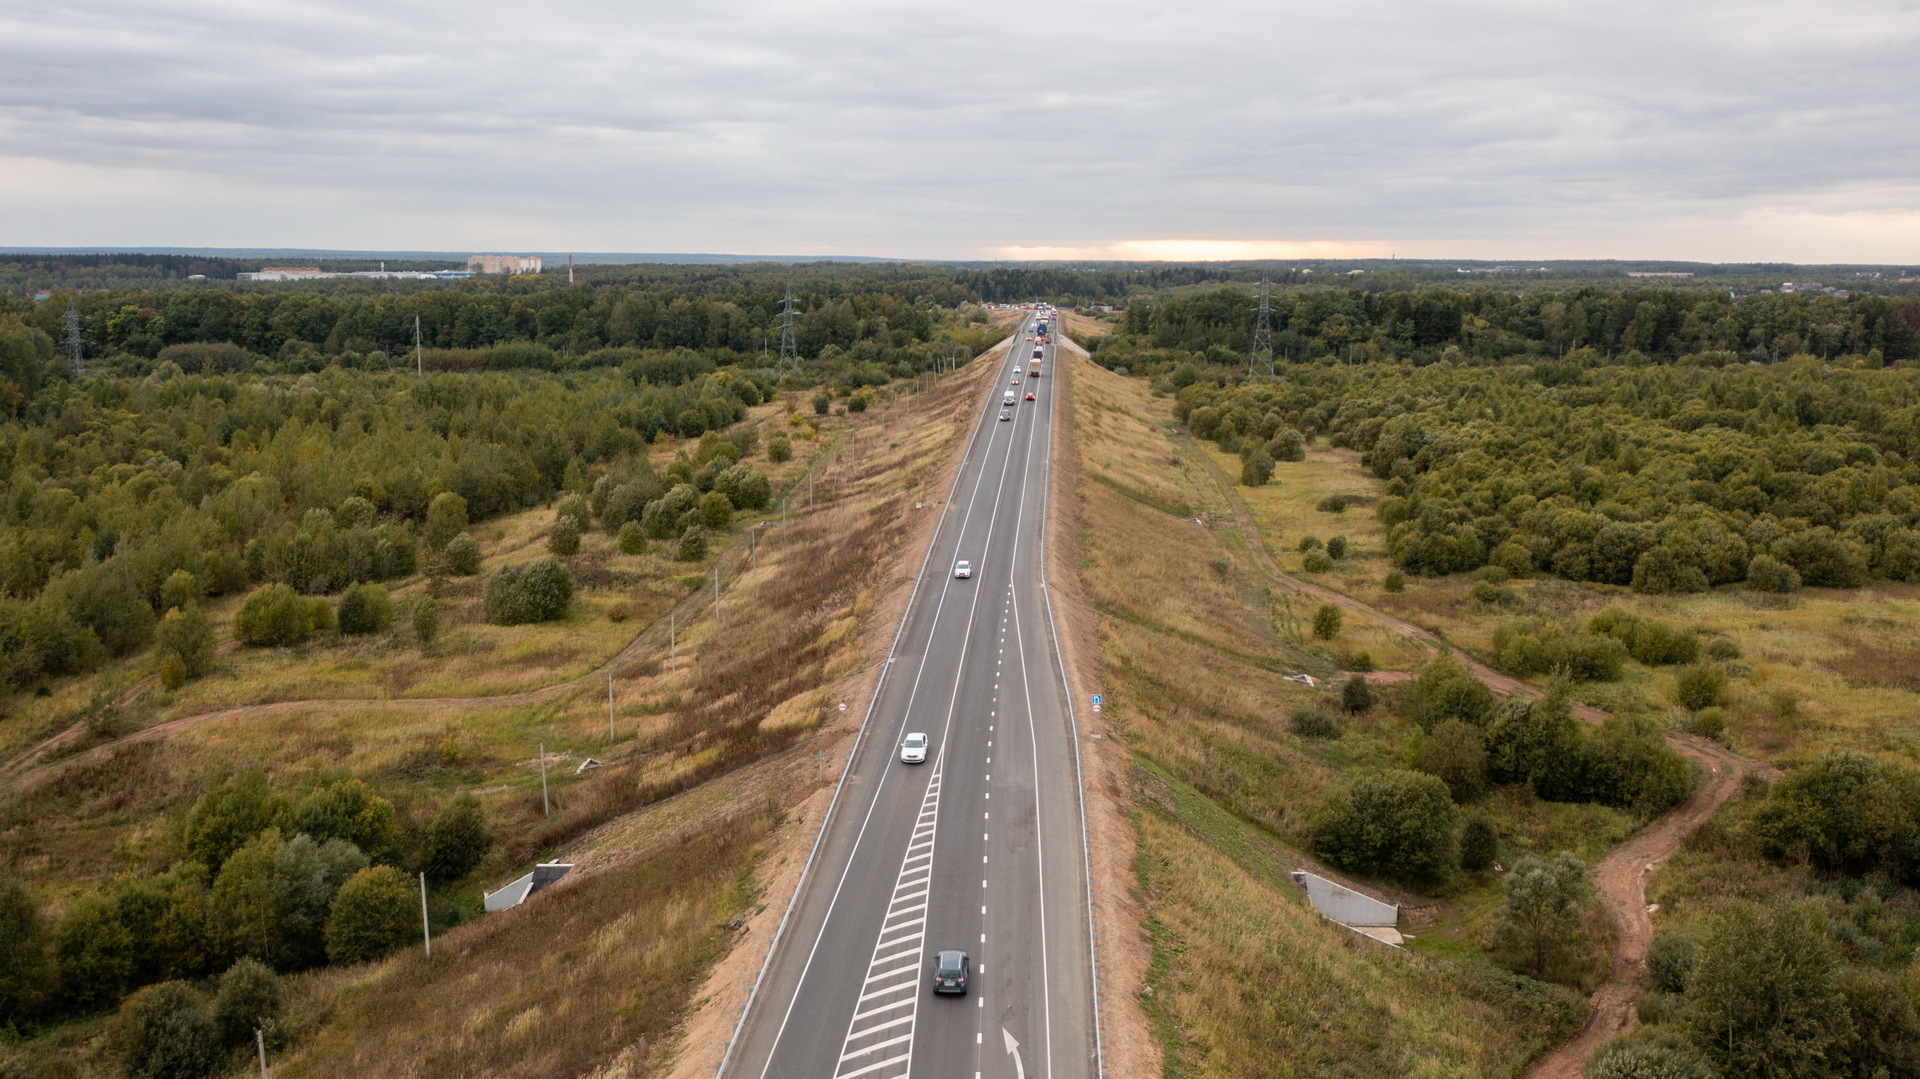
left=484, top=862, right=575, bottom=913
left=1291, top=870, right=1402, bottom=946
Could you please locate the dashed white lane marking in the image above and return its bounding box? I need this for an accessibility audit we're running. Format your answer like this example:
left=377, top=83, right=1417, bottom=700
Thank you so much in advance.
left=832, top=764, right=944, bottom=1079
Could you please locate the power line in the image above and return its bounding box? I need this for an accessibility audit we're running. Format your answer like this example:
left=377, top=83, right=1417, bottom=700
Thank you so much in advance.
left=1249, top=273, right=1275, bottom=378
left=777, top=287, right=802, bottom=379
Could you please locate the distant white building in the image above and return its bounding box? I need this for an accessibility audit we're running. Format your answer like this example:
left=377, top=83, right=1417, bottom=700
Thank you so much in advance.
left=468, top=254, right=543, bottom=275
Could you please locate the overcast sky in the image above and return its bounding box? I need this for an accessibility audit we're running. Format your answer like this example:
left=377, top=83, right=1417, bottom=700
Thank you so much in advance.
left=2, top=0, right=1916, bottom=261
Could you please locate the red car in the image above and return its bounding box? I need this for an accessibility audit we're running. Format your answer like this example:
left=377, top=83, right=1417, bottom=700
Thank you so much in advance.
left=1025, top=392, right=1035, bottom=401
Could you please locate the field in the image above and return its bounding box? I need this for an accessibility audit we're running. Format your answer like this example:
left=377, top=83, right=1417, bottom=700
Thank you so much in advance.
left=0, top=334, right=1010, bottom=1077
left=1062, top=346, right=1592, bottom=1076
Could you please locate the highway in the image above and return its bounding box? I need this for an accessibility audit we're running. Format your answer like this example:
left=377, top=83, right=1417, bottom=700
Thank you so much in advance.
left=720, top=314, right=1099, bottom=1079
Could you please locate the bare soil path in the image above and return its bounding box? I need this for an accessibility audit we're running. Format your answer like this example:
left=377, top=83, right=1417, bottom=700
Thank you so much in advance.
left=1186, top=436, right=1761, bottom=1078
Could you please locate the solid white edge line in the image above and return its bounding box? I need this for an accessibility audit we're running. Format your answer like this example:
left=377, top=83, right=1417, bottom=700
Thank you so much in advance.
left=715, top=324, right=1021, bottom=1079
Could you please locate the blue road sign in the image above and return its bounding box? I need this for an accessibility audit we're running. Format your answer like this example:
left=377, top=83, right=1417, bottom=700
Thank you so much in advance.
left=1091, top=694, right=1103, bottom=706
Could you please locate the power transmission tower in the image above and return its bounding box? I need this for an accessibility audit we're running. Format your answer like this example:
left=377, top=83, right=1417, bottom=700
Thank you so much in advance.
left=1249, top=273, right=1275, bottom=378
left=776, top=287, right=802, bottom=379
left=415, top=314, right=424, bottom=375
left=64, top=302, right=83, bottom=377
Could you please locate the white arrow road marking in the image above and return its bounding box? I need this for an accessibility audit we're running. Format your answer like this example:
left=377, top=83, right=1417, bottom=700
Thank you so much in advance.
left=1002, top=1028, right=1026, bottom=1079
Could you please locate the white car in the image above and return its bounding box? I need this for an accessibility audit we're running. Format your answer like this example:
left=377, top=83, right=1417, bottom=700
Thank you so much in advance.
left=900, top=732, right=929, bottom=764
left=954, top=560, right=971, bottom=578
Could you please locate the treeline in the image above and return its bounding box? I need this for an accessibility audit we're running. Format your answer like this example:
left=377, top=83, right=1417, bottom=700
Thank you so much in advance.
left=1178, top=362, right=1920, bottom=590
left=0, top=772, right=492, bottom=1035
left=1092, top=285, right=1920, bottom=369
left=1308, top=657, right=1695, bottom=888
left=0, top=365, right=767, bottom=689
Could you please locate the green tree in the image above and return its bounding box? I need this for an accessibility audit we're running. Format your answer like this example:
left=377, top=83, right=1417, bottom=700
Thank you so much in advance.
left=159, top=570, right=200, bottom=613
left=1417, top=718, right=1488, bottom=801
left=1680, top=901, right=1850, bottom=1079
left=157, top=651, right=189, bottom=691
left=547, top=515, right=581, bottom=556
left=617, top=520, right=646, bottom=555
left=1240, top=448, right=1274, bottom=487
left=1746, top=554, right=1802, bottom=593
left=1585, top=1036, right=1717, bottom=1079
left=288, top=779, right=397, bottom=864
left=270, top=834, right=343, bottom=969
left=1404, top=654, right=1494, bottom=730
left=1836, top=967, right=1920, bottom=1079
left=1326, top=535, right=1348, bottom=560
left=423, top=492, right=469, bottom=551
left=422, top=795, right=493, bottom=882
left=678, top=525, right=708, bottom=562
left=1484, top=688, right=1588, bottom=801
left=483, top=559, right=574, bottom=625
left=335, top=583, right=394, bottom=636
left=0, top=881, right=51, bottom=1025
left=1312, top=604, right=1342, bottom=639
left=1459, top=816, right=1497, bottom=873
left=1340, top=675, right=1372, bottom=713
left=1311, top=770, right=1458, bottom=885
left=411, top=595, right=439, bottom=644
left=119, top=981, right=218, bottom=1079
left=211, top=958, right=284, bottom=1048
left=698, top=490, right=734, bottom=530
left=1674, top=664, right=1728, bottom=710
left=324, top=867, right=417, bottom=965
left=111, top=867, right=214, bottom=986
left=554, top=494, right=591, bottom=531
left=444, top=531, right=482, bottom=576
left=812, top=392, right=831, bottom=416
left=54, top=894, right=134, bottom=1011
left=767, top=435, right=792, bottom=462
left=210, top=830, right=281, bottom=966
left=1491, top=851, right=1593, bottom=982
left=183, top=772, right=285, bottom=872
left=1384, top=569, right=1406, bottom=592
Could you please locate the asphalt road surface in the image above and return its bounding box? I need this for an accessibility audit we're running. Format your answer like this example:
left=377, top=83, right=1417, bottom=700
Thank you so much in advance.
left=721, top=315, right=1099, bottom=1079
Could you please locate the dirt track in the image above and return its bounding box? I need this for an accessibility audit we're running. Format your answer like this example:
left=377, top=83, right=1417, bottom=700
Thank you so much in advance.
left=1192, top=440, right=1759, bottom=1078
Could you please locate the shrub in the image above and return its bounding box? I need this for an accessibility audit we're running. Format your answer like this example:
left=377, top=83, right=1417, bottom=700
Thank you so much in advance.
left=1240, top=448, right=1274, bottom=487
left=289, top=778, right=397, bottom=862
left=155, top=604, right=215, bottom=678
left=1459, top=816, right=1497, bottom=872
left=1268, top=428, right=1305, bottom=461
left=1311, top=604, right=1342, bottom=639
left=767, top=435, right=792, bottom=462
left=1704, top=637, right=1741, bottom=661
left=1750, top=752, right=1920, bottom=878
left=1341, top=675, right=1372, bottom=713
left=1316, top=494, right=1348, bottom=513
left=120, top=981, right=219, bottom=1079
left=1405, top=654, right=1494, bottom=730
left=1417, top=718, right=1488, bottom=801
left=1311, top=770, right=1458, bottom=885
left=1647, top=933, right=1696, bottom=994
left=1588, top=609, right=1699, bottom=666
left=336, top=583, right=394, bottom=636
left=423, top=492, right=469, bottom=551
left=422, top=795, right=493, bottom=883
left=607, top=601, right=628, bottom=623
left=411, top=595, right=439, bottom=644
left=234, top=584, right=321, bottom=647
left=160, top=569, right=201, bottom=613
left=212, top=958, right=284, bottom=1047
left=678, top=526, right=708, bottom=562
left=1585, top=1036, right=1717, bottom=1079
left=617, top=520, right=647, bottom=555
left=1383, top=569, right=1405, bottom=592
left=698, top=490, right=734, bottom=530
left=714, top=464, right=772, bottom=511
left=812, top=392, right=831, bottom=416
left=158, top=651, right=189, bottom=691
left=1679, top=902, right=1850, bottom=1079
left=554, top=494, right=591, bottom=531
left=324, top=867, right=417, bottom=965
left=547, top=515, right=581, bottom=557
left=1298, top=535, right=1323, bottom=552
left=1492, top=851, right=1594, bottom=982
left=1326, top=535, right=1348, bottom=560
left=1303, top=551, right=1334, bottom=573
left=1674, top=663, right=1728, bottom=710
left=1289, top=707, right=1341, bottom=739
left=1490, top=541, right=1533, bottom=578
left=1746, top=553, right=1802, bottom=593
left=484, top=559, right=574, bottom=625
left=1686, top=706, right=1726, bottom=740
left=443, top=532, right=482, bottom=576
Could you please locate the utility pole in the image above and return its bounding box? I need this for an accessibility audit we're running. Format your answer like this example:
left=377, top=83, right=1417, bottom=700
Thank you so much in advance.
left=64, top=302, right=83, bottom=377
left=568, top=253, right=575, bottom=285
left=670, top=612, right=676, bottom=669
left=538, top=743, right=549, bottom=817
left=414, top=314, right=424, bottom=376
left=256, top=1029, right=268, bottom=1078
left=1249, top=273, right=1275, bottom=378
left=419, top=872, right=432, bottom=958
left=777, top=287, right=801, bottom=379
left=713, top=564, right=720, bottom=623
left=607, top=671, right=615, bottom=740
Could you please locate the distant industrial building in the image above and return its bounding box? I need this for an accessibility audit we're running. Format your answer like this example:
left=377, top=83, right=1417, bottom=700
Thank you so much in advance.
left=238, top=266, right=474, bottom=282
left=467, top=254, right=543, bottom=275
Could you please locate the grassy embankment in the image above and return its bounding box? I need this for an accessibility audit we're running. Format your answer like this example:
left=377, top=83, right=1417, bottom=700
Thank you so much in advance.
left=0, top=346, right=1002, bottom=1077
left=1065, top=344, right=1584, bottom=1077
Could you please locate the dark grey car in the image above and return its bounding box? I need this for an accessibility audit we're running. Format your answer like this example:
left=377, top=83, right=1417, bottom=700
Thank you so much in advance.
left=931, top=949, right=970, bottom=995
